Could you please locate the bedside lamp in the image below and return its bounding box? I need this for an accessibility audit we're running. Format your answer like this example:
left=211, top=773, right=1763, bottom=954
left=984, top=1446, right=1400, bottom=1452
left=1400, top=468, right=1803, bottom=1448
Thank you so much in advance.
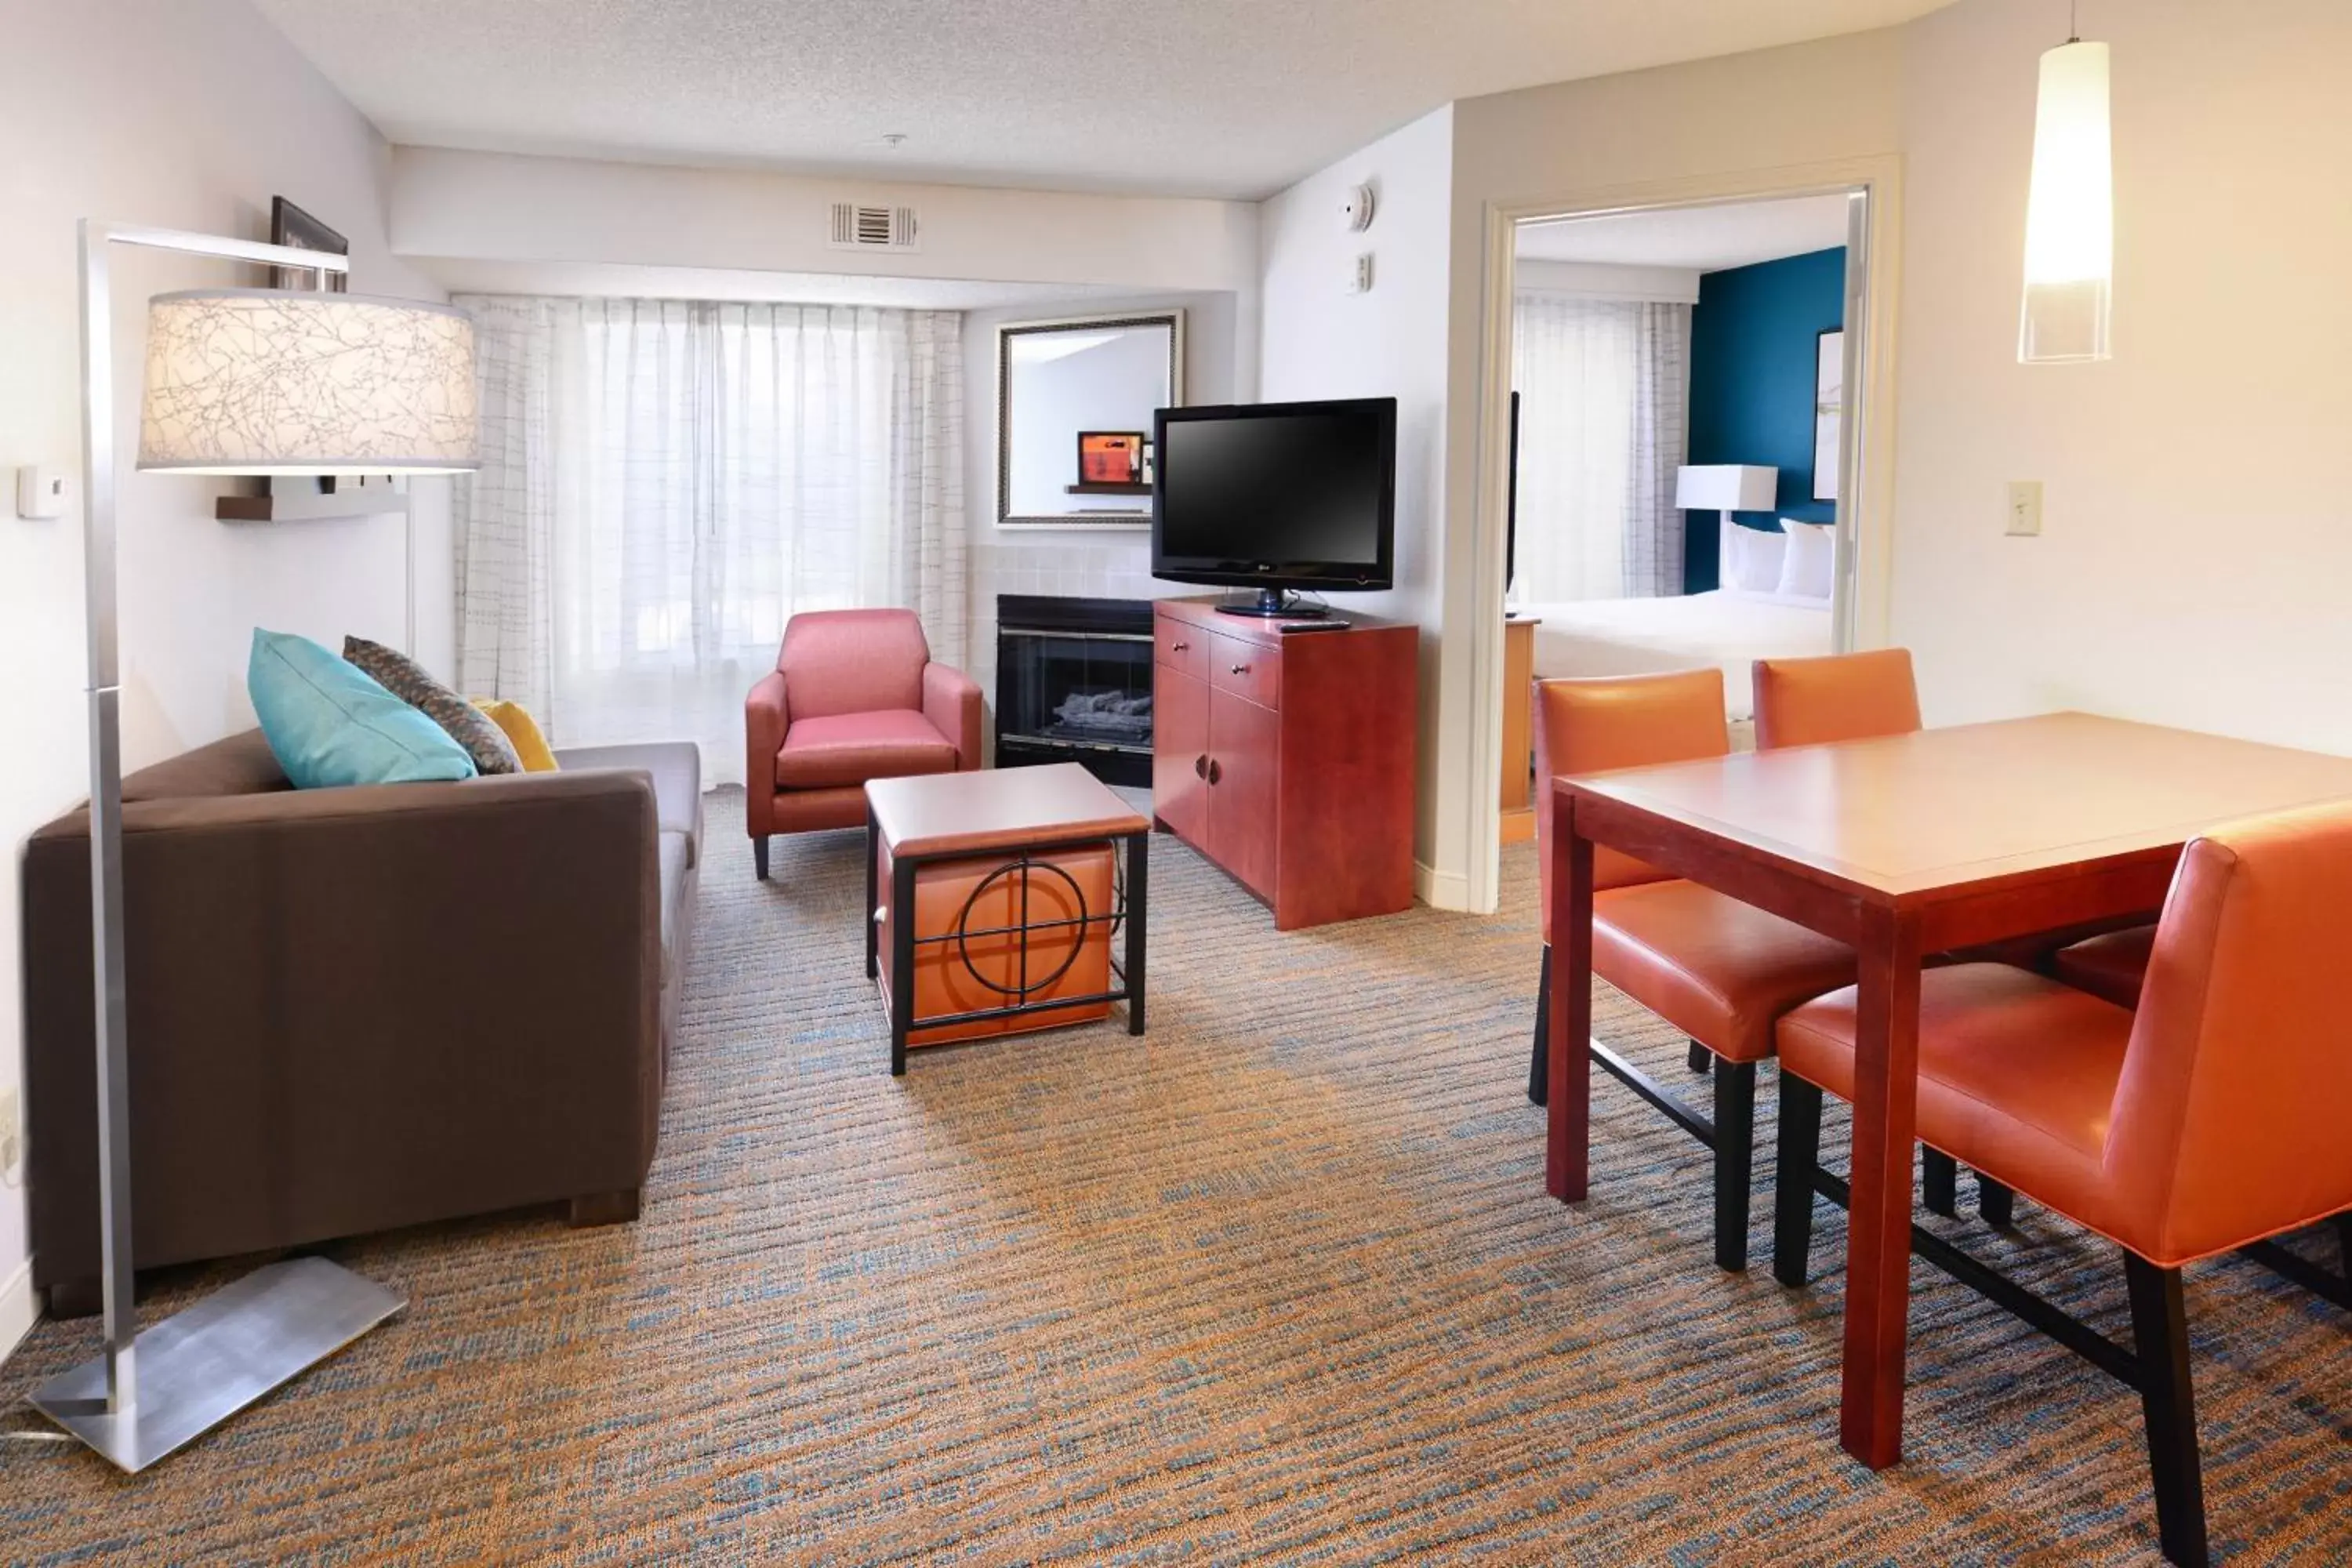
left=31, top=222, right=477, bottom=1473
left=1675, top=463, right=1779, bottom=532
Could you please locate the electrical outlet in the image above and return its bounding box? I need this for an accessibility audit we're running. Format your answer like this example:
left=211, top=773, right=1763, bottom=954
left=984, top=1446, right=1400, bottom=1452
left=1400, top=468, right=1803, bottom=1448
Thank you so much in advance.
left=2006, top=479, right=2044, bottom=536
left=0, top=1086, right=19, bottom=1185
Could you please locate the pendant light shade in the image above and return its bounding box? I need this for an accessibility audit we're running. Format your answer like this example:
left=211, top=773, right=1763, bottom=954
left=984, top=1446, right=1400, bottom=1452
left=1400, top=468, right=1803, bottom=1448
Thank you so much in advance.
left=2019, top=39, right=2113, bottom=363
left=138, top=289, right=479, bottom=474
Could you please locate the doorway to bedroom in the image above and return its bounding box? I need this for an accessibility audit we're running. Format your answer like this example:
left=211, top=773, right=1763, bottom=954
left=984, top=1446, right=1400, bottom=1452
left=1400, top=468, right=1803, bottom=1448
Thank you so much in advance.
left=1497, top=191, right=1865, bottom=844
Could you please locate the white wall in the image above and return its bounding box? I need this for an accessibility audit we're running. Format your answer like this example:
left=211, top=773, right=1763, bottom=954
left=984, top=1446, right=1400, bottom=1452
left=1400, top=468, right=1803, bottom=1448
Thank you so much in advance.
left=1255, top=39, right=1906, bottom=906
left=391, top=147, right=1262, bottom=296
left=0, top=0, right=448, bottom=1354
left=1888, top=0, right=2352, bottom=748
left=1256, top=106, right=1461, bottom=895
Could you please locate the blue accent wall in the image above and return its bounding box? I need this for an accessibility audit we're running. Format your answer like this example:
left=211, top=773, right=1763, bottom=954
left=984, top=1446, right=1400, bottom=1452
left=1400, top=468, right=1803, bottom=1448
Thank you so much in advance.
left=1683, top=246, right=1844, bottom=592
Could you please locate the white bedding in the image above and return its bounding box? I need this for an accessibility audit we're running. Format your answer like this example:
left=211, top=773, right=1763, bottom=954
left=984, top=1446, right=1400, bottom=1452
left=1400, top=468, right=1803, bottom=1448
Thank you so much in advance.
left=1519, top=590, right=1833, bottom=722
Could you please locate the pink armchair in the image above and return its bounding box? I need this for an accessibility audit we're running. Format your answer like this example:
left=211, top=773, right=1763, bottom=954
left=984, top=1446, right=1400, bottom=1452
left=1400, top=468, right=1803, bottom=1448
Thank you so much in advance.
left=746, top=609, right=982, bottom=878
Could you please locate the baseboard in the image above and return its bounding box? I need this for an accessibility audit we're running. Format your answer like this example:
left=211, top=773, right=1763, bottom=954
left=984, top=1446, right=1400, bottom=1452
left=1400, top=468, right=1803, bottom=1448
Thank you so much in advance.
left=0, top=1256, right=34, bottom=1367
left=1415, top=859, right=1472, bottom=913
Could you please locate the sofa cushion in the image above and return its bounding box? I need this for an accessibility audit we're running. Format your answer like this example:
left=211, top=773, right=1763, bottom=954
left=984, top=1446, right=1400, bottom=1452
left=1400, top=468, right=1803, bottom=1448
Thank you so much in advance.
left=121, top=729, right=290, bottom=803
left=344, top=636, right=521, bottom=776
left=248, top=630, right=477, bottom=789
left=775, top=710, right=956, bottom=792
left=658, top=830, right=691, bottom=989
left=554, top=742, right=702, bottom=866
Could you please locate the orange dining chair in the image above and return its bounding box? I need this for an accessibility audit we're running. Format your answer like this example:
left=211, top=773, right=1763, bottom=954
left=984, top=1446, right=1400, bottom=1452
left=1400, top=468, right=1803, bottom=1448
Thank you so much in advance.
left=1771, top=803, right=2352, bottom=1567
left=1750, top=646, right=1922, bottom=751
left=2053, top=923, right=2158, bottom=1008
left=1749, top=646, right=2005, bottom=1221
left=1529, top=668, right=1857, bottom=1272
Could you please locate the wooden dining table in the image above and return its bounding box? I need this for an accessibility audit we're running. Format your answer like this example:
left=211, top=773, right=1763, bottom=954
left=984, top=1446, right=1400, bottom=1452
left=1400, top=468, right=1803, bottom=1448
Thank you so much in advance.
left=1543, top=710, right=2352, bottom=1471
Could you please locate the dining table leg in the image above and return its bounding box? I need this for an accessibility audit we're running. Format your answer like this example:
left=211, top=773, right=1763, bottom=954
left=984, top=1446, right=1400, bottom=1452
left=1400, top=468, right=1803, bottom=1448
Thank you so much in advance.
left=1841, top=902, right=1924, bottom=1470
left=1546, top=789, right=1595, bottom=1203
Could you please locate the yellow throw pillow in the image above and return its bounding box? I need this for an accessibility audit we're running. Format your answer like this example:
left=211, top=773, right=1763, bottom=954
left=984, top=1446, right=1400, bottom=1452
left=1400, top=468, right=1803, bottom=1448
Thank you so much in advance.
left=470, top=699, right=560, bottom=772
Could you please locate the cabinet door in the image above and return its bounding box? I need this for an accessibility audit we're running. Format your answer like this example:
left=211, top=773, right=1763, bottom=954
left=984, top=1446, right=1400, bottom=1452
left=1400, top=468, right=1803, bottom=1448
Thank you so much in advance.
left=1152, top=666, right=1211, bottom=843
left=1206, top=691, right=1280, bottom=899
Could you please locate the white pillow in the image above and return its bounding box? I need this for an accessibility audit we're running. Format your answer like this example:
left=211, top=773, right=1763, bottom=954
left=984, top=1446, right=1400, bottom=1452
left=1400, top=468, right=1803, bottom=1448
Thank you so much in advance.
left=1720, top=520, right=1786, bottom=594
left=1774, top=521, right=1835, bottom=601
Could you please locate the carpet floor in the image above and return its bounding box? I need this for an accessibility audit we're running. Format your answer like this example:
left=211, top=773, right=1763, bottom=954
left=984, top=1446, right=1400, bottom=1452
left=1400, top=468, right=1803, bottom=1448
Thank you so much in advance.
left=5, top=788, right=2349, bottom=1565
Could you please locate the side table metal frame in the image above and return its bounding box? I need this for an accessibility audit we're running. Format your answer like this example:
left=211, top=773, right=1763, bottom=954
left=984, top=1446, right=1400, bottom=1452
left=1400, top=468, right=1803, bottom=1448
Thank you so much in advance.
left=866, top=815, right=1149, bottom=1074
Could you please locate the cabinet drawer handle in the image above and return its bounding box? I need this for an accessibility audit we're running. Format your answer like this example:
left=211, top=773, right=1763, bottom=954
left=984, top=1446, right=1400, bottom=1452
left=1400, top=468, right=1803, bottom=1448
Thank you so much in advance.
left=1207, top=758, right=1222, bottom=785
left=1229, top=663, right=1250, bottom=676
left=1194, top=753, right=1208, bottom=779
left=1171, top=641, right=1189, bottom=652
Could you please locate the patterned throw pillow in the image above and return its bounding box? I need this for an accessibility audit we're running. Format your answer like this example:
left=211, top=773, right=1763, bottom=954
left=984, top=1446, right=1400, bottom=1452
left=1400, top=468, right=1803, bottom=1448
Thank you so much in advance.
left=343, top=635, right=521, bottom=775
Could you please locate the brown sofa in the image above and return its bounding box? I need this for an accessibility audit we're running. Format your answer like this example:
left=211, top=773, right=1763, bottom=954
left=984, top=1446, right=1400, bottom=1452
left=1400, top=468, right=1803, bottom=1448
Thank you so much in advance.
left=20, top=728, right=701, bottom=1316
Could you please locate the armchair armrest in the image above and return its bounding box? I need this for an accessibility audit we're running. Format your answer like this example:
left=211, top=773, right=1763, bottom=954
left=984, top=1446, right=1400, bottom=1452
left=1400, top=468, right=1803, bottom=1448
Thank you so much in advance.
left=924, top=662, right=985, bottom=770
left=746, top=670, right=789, bottom=826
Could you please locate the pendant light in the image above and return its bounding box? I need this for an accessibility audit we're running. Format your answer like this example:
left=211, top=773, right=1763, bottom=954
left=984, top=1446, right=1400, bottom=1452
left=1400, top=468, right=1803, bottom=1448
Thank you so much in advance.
left=2019, top=3, right=2113, bottom=362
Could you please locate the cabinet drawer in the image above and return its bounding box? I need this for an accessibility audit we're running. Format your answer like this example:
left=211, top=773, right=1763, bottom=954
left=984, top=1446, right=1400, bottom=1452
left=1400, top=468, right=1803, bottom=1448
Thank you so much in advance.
left=1154, top=615, right=1207, bottom=681
left=1208, top=631, right=1281, bottom=710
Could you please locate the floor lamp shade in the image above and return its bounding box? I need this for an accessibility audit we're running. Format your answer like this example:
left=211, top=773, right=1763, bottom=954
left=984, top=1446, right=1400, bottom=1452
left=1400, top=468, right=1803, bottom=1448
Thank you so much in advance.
left=138, top=289, right=479, bottom=474
left=2019, top=40, right=2113, bottom=364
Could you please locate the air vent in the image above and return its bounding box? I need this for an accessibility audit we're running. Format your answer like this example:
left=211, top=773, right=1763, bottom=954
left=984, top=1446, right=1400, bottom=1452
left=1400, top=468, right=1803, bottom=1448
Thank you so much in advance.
left=829, top=202, right=920, bottom=252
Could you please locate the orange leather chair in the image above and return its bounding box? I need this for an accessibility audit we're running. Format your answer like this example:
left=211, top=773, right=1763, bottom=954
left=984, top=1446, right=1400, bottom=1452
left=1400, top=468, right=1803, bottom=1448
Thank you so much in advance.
left=1750, top=646, right=2000, bottom=1219
left=2053, top=923, right=2158, bottom=1008
left=1773, top=803, right=2352, bottom=1567
left=1530, top=668, right=1857, bottom=1271
left=1750, top=646, right=1922, bottom=751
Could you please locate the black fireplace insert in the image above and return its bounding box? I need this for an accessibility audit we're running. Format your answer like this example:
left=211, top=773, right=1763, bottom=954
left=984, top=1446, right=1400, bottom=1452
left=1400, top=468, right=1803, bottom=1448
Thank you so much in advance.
left=995, top=594, right=1155, bottom=786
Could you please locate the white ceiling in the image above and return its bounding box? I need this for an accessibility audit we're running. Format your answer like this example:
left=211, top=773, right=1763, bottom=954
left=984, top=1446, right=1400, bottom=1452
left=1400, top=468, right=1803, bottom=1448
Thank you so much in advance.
left=252, top=0, right=1946, bottom=201
left=1515, top=194, right=1854, bottom=271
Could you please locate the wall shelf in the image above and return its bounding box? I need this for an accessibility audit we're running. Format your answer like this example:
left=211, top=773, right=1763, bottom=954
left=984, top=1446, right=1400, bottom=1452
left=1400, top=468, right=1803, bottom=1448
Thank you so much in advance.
left=1065, top=481, right=1152, bottom=496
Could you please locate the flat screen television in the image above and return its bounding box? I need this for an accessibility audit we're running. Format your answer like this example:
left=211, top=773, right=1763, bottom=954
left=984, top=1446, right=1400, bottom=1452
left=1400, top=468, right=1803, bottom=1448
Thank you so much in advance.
left=1152, top=397, right=1396, bottom=617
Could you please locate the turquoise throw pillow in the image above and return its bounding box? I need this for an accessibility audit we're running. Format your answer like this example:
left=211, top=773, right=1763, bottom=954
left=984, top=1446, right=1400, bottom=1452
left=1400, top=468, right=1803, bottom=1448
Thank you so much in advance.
left=247, top=629, right=477, bottom=789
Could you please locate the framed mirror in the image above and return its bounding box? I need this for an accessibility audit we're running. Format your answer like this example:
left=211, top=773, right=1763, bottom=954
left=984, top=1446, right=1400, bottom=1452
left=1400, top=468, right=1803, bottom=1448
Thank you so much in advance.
left=997, top=310, right=1184, bottom=529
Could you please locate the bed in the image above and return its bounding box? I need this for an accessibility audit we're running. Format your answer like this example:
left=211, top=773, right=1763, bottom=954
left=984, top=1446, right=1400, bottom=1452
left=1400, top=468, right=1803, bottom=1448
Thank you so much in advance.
left=1518, top=589, right=1833, bottom=722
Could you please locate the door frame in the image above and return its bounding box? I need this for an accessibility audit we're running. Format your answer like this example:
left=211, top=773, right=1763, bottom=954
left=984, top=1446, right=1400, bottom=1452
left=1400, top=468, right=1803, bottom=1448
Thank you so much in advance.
left=1464, top=155, right=1904, bottom=914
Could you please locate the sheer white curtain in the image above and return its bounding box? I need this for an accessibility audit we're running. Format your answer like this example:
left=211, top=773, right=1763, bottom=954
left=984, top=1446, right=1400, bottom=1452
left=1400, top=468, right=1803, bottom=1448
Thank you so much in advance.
left=1511, top=294, right=1690, bottom=601
left=456, top=297, right=966, bottom=783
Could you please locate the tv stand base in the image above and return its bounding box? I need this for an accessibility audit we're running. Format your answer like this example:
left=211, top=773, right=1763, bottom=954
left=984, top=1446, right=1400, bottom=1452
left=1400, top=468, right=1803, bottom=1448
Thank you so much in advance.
left=1215, top=589, right=1329, bottom=619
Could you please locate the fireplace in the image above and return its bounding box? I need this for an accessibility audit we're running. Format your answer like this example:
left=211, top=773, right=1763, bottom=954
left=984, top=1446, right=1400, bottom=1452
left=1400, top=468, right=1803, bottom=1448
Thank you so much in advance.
left=995, top=594, right=1155, bottom=786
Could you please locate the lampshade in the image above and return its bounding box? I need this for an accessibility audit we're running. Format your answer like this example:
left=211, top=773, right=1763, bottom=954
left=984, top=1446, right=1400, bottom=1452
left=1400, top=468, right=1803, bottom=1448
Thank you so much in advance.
left=1675, top=464, right=1778, bottom=513
left=138, top=289, right=478, bottom=474
left=2019, top=39, right=2113, bottom=364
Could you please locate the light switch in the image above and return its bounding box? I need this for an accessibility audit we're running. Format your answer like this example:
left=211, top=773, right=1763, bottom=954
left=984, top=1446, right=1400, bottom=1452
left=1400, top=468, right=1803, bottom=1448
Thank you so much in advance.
left=2005, top=479, right=2043, bottom=536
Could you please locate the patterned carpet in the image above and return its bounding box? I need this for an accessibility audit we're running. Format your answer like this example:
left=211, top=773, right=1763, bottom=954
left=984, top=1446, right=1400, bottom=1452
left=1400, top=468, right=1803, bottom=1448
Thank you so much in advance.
left=5, top=789, right=2349, bottom=1564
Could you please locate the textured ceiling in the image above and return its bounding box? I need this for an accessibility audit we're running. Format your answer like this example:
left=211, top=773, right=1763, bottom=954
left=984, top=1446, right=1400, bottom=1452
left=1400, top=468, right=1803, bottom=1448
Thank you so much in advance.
left=1517, top=194, right=1854, bottom=272
left=252, top=0, right=1945, bottom=200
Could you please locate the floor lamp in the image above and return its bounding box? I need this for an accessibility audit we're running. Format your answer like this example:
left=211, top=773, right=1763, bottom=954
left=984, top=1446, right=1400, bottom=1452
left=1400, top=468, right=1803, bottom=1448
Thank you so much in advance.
left=28, top=220, right=478, bottom=1472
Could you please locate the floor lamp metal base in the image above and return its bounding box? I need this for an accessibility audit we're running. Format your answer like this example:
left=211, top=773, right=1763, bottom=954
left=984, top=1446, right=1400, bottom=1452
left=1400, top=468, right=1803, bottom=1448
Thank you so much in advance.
left=28, top=1256, right=403, bottom=1472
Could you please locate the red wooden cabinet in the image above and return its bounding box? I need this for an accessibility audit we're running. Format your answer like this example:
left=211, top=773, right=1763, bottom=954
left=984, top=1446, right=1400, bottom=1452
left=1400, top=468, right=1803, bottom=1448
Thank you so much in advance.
left=1150, top=663, right=1210, bottom=844
left=1151, top=599, right=1417, bottom=930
